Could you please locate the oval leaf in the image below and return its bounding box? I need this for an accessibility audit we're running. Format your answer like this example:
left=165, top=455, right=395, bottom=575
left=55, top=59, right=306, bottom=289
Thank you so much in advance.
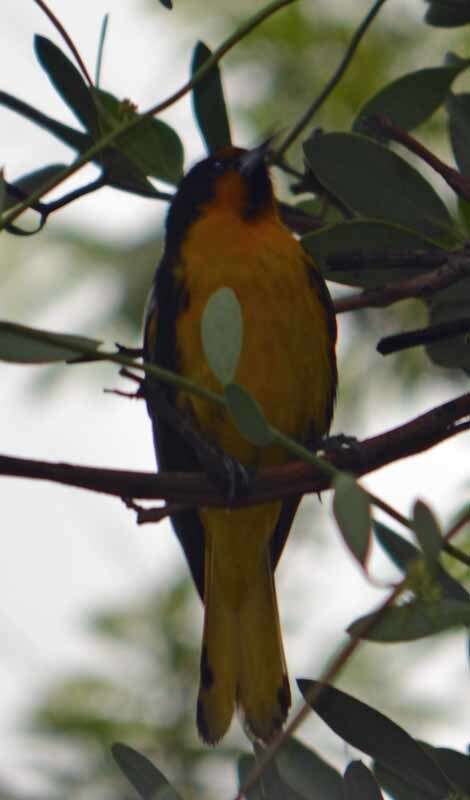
left=446, top=92, right=470, bottom=175
left=303, top=132, right=454, bottom=244
left=277, top=738, right=343, bottom=800
left=201, top=287, right=243, bottom=385
left=343, top=761, right=384, bottom=800
left=412, top=500, right=443, bottom=565
left=111, top=742, right=182, bottom=800
left=34, top=35, right=97, bottom=134
left=354, top=64, right=469, bottom=136
left=302, top=219, right=444, bottom=289
left=297, top=680, right=451, bottom=798
left=192, top=41, right=232, bottom=153
left=333, top=474, right=371, bottom=566
left=0, top=321, right=101, bottom=363
left=425, top=2, right=470, bottom=27
left=225, top=383, right=273, bottom=447
left=348, top=597, right=470, bottom=642
left=94, top=89, right=184, bottom=185
left=426, top=285, right=470, bottom=374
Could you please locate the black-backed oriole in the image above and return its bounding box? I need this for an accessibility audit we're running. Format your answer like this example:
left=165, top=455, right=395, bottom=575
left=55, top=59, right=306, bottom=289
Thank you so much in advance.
left=143, top=145, right=337, bottom=744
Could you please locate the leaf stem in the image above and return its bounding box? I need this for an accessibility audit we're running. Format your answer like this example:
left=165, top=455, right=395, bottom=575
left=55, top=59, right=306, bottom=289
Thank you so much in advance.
left=95, top=13, right=109, bottom=88
left=32, top=0, right=94, bottom=87
left=274, top=0, right=390, bottom=160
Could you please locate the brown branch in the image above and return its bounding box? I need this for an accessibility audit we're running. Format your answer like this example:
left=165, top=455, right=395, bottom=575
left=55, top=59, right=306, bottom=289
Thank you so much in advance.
left=334, top=249, right=470, bottom=314
left=374, top=115, right=470, bottom=202
left=0, top=393, right=468, bottom=508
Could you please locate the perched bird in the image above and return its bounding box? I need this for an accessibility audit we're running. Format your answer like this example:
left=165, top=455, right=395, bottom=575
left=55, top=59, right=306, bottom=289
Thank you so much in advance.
left=143, top=144, right=337, bottom=744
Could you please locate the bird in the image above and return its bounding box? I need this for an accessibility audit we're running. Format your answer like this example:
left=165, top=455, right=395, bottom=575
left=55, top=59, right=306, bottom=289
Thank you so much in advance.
left=143, top=143, right=337, bottom=745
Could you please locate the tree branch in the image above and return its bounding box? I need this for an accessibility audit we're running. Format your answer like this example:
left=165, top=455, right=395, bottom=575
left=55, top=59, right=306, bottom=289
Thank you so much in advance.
left=333, top=248, right=470, bottom=314
left=0, top=393, right=468, bottom=509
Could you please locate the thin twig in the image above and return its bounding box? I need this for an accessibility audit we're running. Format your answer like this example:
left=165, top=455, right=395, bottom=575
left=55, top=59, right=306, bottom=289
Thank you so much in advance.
left=274, top=0, right=390, bottom=160
left=32, top=0, right=94, bottom=86
left=377, top=317, right=470, bottom=355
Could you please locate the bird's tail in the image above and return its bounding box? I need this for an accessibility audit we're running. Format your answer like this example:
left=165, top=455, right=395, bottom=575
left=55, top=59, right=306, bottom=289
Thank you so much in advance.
left=197, top=536, right=290, bottom=744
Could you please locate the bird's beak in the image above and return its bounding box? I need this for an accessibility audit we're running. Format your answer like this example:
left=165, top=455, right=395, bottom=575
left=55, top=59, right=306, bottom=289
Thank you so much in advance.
left=239, top=135, right=276, bottom=176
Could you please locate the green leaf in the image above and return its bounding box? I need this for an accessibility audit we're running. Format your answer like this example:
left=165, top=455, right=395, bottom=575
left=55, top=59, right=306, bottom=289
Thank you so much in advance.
left=412, top=500, right=443, bottom=565
left=425, top=1, right=470, bottom=27
left=0, top=90, right=92, bottom=152
left=0, top=321, right=101, bottom=363
left=297, top=680, right=451, bottom=798
left=111, top=742, right=182, bottom=800
left=373, top=521, right=419, bottom=570
left=343, top=761, right=384, bottom=800
left=303, top=132, right=455, bottom=244
left=93, top=88, right=184, bottom=184
left=276, top=738, right=343, bottom=800
left=374, top=521, right=470, bottom=604
left=418, top=743, right=470, bottom=794
left=446, top=92, right=470, bottom=175
left=301, top=219, right=444, bottom=289
left=159, top=0, right=173, bottom=7
left=237, top=754, right=303, bottom=800
left=332, top=474, right=371, bottom=567
left=348, top=597, right=470, bottom=642
left=373, top=762, right=431, bottom=800
left=224, top=383, right=274, bottom=446
left=34, top=36, right=98, bottom=134
left=201, top=287, right=243, bottom=385
left=354, top=64, right=469, bottom=136
left=425, top=279, right=470, bottom=374
left=191, top=41, right=232, bottom=153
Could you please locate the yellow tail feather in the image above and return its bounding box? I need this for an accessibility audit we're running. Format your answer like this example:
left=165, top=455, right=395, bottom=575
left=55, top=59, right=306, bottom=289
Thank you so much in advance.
left=197, top=515, right=290, bottom=744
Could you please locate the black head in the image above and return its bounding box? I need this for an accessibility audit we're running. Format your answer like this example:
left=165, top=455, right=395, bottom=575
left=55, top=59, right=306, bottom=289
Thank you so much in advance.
left=164, top=144, right=275, bottom=256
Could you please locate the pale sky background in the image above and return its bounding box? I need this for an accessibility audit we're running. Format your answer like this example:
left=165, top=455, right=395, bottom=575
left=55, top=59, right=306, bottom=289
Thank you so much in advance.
left=1, top=0, right=469, bottom=796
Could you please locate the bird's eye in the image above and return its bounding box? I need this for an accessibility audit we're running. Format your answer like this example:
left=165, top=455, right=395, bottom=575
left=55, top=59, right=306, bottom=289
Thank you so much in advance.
left=212, top=159, right=225, bottom=172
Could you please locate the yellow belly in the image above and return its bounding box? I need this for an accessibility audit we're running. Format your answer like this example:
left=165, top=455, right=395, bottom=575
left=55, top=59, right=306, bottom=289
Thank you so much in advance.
left=174, top=208, right=334, bottom=467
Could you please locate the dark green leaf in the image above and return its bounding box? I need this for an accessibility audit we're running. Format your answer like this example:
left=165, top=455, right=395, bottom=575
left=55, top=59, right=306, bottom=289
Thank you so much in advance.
left=303, top=132, right=455, bottom=244
left=332, top=474, right=371, bottom=566
left=302, top=219, right=443, bottom=289
left=354, top=64, right=469, bottom=136
left=191, top=42, right=231, bottom=153
left=373, top=762, right=432, bottom=800
left=374, top=521, right=419, bottom=570
left=0, top=90, right=92, bottom=152
left=238, top=754, right=303, bottom=800
left=412, top=500, right=443, bottom=565
left=297, top=680, right=451, bottom=798
left=4, top=164, right=68, bottom=211
left=0, top=321, right=101, bottom=363
left=425, top=1, right=470, bottom=27
left=374, top=521, right=470, bottom=604
left=348, top=597, right=470, bottom=642
left=103, top=148, right=166, bottom=198
left=111, top=742, right=181, bottom=800
left=202, top=287, right=243, bottom=385
left=425, top=280, right=470, bottom=374
left=446, top=92, right=470, bottom=175
left=343, top=761, right=384, bottom=800
left=93, top=89, right=183, bottom=184
left=224, top=383, right=274, bottom=446
left=159, top=0, right=173, bottom=7
left=419, top=743, right=470, bottom=793
left=276, top=738, right=343, bottom=800
left=34, top=36, right=98, bottom=134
